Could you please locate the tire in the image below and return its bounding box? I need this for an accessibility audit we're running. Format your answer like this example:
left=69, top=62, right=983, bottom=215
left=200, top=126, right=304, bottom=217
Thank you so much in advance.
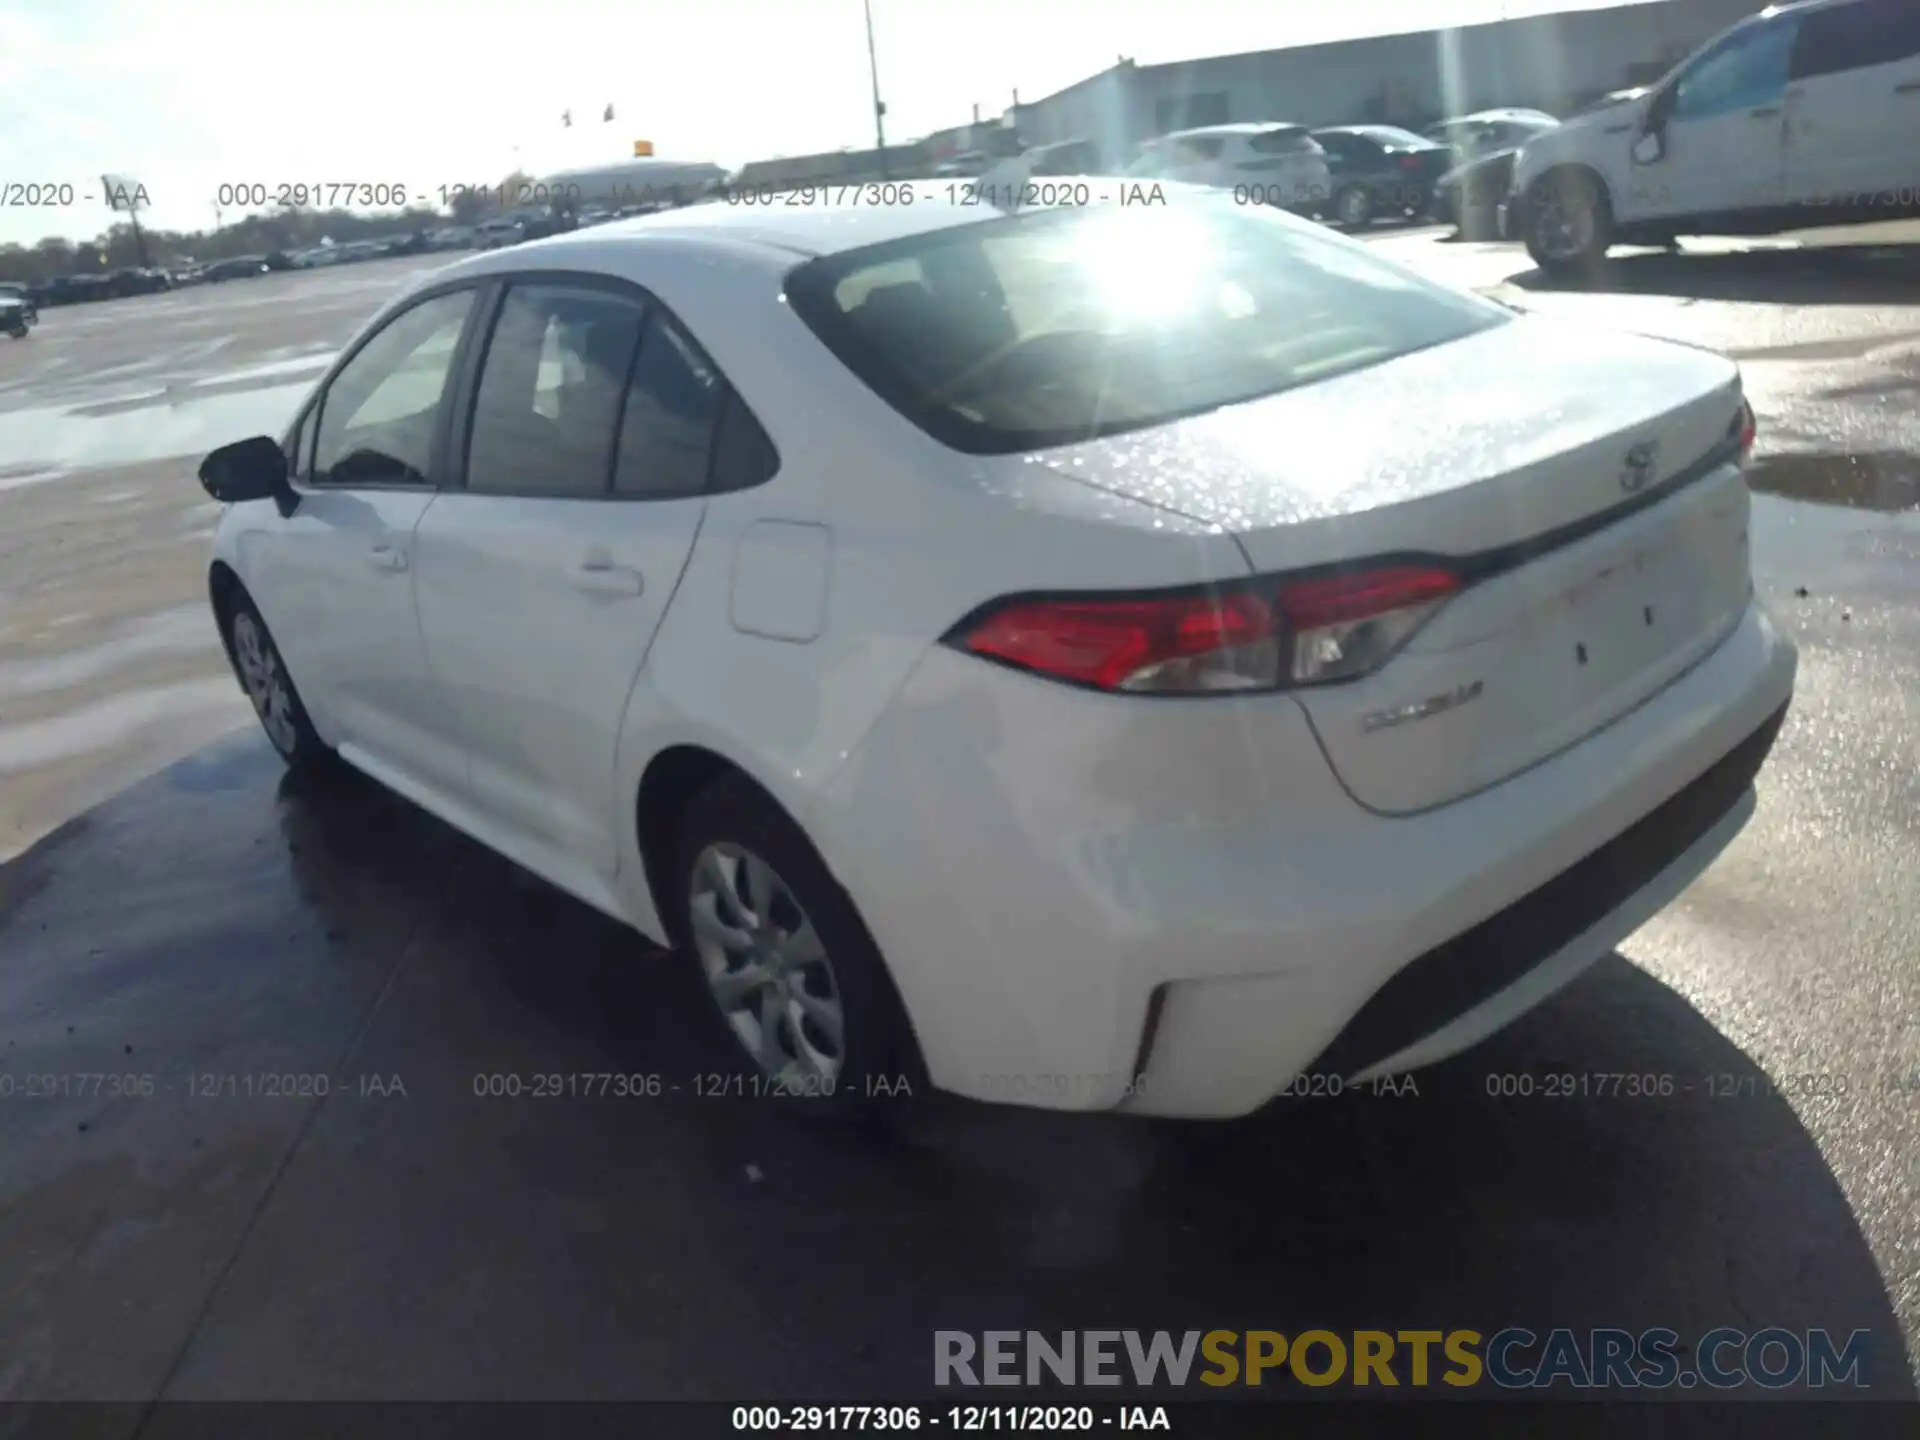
left=1335, top=185, right=1375, bottom=231
left=1524, top=168, right=1614, bottom=275
left=219, top=588, right=334, bottom=772
left=4, top=321, right=25, bottom=340
left=669, top=773, right=924, bottom=1116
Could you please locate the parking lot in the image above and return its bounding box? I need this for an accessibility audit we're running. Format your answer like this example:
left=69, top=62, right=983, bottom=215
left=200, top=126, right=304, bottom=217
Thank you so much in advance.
left=0, top=226, right=1915, bottom=1404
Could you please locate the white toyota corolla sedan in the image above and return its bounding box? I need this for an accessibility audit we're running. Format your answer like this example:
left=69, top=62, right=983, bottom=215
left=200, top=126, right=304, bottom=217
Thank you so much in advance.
left=199, top=184, right=1795, bottom=1118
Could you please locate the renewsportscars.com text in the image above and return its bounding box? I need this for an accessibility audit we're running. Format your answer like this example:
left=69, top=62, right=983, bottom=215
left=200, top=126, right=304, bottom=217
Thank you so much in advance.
left=934, top=1328, right=1872, bottom=1390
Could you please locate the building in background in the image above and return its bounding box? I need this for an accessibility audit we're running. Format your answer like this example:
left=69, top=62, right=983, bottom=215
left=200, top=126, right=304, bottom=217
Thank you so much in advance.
left=723, top=0, right=1763, bottom=187
left=1003, top=0, right=1759, bottom=162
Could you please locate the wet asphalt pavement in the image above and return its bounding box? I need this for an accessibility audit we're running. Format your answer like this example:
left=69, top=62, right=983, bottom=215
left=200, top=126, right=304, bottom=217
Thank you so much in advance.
left=0, top=228, right=1915, bottom=1407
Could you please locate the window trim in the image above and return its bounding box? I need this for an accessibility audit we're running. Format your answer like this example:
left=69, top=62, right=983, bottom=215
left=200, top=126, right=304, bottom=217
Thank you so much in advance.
left=442, top=267, right=782, bottom=504
left=289, top=279, right=485, bottom=495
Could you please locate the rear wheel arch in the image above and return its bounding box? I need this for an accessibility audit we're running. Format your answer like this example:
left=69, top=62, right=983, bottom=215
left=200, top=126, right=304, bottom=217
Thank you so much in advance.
left=635, top=745, right=931, bottom=1095
left=635, top=744, right=748, bottom=945
left=208, top=562, right=245, bottom=668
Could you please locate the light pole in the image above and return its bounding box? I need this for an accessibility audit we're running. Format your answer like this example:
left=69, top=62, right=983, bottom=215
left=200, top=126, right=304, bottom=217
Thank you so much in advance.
left=864, top=0, right=889, bottom=179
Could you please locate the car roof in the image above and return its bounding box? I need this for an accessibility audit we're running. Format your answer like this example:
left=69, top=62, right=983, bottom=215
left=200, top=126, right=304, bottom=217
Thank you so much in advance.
left=1162, top=123, right=1306, bottom=140
left=464, top=183, right=1065, bottom=261
left=1437, top=108, right=1557, bottom=127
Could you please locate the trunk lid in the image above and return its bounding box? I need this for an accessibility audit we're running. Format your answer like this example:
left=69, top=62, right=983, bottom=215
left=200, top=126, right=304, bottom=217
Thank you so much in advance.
left=1039, top=316, right=1752, bottom=812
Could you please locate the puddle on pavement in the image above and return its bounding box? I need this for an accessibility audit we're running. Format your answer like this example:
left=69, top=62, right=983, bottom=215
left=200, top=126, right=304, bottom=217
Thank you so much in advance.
left=1746, top=451, right=1920, bottom=513
left=0, top=605, right=219, bottom=698
left=0, top=678, right=242, bottom=772
left=0, top=379, right=308, bottom=471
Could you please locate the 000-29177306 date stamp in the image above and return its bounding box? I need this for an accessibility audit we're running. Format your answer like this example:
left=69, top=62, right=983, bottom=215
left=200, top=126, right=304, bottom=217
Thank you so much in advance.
left=1481, top=1070, right=1914, bottom=1101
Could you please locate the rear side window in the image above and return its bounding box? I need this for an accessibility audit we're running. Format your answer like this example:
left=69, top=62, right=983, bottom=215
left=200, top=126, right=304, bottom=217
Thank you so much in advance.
left=1792, top=0, right=1920, bottom=78
left=786, top=197, right=1506, bottom=456
left=1180, top=136, right=1227, bottom=161
left=708, top=391, right=781, bottom=493
left=466, top=284, right=645, bottom=497
left=613, top=313, right=725, bottom=498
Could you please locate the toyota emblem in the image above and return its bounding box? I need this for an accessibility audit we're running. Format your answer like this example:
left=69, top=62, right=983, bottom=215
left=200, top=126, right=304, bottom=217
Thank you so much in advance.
left=1620, top=441, right=1659, bottom=493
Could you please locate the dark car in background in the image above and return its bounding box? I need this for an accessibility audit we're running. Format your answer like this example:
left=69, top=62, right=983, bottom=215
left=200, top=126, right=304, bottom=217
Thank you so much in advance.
left=1426, top=110, right=1561, bottom=238
left=203, top=255, right=271, bottom=282
left=110, top=267, right=173, bottom=297
left=1308, top=125, right=1452, bottom=229
left=0, top=281, right=38, bottom=325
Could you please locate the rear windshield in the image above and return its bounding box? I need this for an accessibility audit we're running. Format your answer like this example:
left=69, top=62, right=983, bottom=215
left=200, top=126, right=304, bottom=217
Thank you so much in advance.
left=784, top=197, right=1506, bottom=455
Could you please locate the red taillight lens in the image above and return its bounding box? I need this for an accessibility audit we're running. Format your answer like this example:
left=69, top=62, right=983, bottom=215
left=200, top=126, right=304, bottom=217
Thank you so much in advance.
left=956, top=592, right=1280, bottom=694
left=1737, top=400, right=1757, bottom=462
left=1399, top=154, right=1423, bottom=171
left=950, top=564, right=1462, bottom=694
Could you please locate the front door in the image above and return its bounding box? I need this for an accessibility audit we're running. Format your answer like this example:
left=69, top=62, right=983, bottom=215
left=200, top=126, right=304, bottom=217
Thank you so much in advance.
left=413, top=280, right=724, bottom=875
left=255, top=286, right=478, bottom=796
left=1630, top=13, right=1799, bottom=222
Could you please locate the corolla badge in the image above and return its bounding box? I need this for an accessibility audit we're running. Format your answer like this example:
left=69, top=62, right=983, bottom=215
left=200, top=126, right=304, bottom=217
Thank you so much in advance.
left=1620, top=440, right=1660, bottom=493
left=1362, top=680, right=1485, bottom=734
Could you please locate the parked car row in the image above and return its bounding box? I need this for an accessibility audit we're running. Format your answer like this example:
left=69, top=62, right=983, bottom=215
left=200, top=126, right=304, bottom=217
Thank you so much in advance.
left=972, top=113, right=1551, bottom=234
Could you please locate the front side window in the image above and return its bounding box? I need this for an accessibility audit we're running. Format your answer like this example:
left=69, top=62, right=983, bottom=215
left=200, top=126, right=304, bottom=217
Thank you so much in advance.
left=466, top=284, right=647, bottom=498
left=787, top=196, right=1507, bottom=455
left=1671, top=18, right=1799, bottom=120
left=311, top=288, right=475, bottom=487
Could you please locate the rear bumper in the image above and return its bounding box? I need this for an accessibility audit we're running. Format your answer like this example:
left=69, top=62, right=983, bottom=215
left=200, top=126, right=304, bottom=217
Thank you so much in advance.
left=820, top=599, right=1795, bottom=1118
left=1309, top=697, right=1783, bottom=1084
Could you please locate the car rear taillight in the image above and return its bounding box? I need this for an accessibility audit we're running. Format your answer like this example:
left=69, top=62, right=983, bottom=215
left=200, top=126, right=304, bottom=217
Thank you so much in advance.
left=1736, top=400, right=1757, bottom=464
left=948, top=565, right=1461, bottom=695
left=1277, top=566, right=1460, bottom=683
left=1399, top=154, right=1424, bottom=171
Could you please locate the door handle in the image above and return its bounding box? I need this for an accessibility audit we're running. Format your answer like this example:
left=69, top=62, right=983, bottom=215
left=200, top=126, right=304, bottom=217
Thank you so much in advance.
left=1896, top=81, right=1920, bottom=94
left=1749, top=105, right=1782, bottom=118
left=571, top=559, right=645, bottom=597
left=367, top=545, right=408, bottom=573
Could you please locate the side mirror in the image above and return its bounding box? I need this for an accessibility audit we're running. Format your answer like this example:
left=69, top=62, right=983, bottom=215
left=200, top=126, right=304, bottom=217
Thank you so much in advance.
left=1632, top=128, right=1666, bottom=165
left=199, top=435, right=293, bottom=513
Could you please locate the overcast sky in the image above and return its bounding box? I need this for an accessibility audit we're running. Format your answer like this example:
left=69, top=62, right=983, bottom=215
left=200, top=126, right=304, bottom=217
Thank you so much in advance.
left=0, top=0, right=1650, bottom=245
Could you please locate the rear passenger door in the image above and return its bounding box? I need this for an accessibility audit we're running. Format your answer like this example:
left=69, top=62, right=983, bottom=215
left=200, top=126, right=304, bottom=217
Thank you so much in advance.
left=1784, top=0, right=1920, bottom=207
left=410, top=275, right=775, bottom=877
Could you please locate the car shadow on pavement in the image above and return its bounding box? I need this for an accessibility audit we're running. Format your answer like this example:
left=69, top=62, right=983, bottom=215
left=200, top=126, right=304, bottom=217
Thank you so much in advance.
left=1511, top=243, right=1920, bottom=306
left=0, top=731, right=1910, bottom=1402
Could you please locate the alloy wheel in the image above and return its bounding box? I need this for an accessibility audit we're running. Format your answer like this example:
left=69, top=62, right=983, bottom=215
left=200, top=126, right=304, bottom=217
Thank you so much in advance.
left=231, top=611, right=298, bottom=754
left=688, top=842, right=847, bottom=1088
left=1533, top=180, right=1597, bottom=262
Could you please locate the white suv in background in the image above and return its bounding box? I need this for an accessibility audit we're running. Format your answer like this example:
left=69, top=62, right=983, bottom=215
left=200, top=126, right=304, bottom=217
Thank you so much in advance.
left=1510, top=0, right=1920, bottom=273
left=1129, top=124, right=1333, bottom=215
